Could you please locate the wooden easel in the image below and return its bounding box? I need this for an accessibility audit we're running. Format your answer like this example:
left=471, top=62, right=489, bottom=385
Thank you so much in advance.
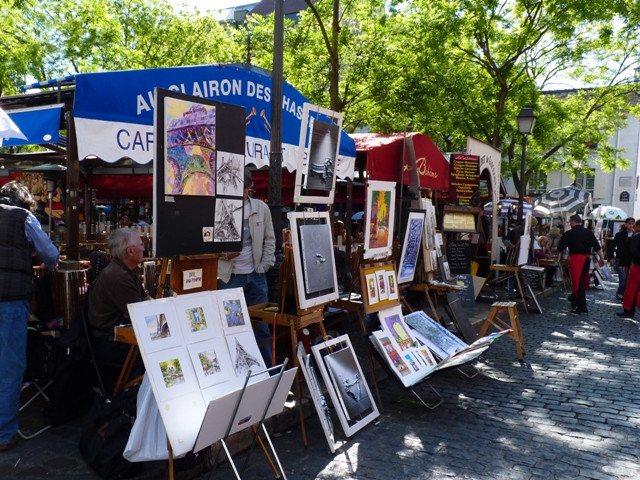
left=247, top=246, right=328, bottom=447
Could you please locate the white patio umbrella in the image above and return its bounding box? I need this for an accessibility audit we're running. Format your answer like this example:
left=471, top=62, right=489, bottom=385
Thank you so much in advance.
left=588, top=205, right=628, bottom=220
left=0, top=106, right=27, bottom=145
left=532, top=186, right=591, bottom=216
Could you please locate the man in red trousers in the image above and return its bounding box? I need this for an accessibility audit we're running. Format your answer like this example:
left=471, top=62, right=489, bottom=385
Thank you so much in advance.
left=557, top=214, right=605, bottom=315
left=616, top=219, right=640, bottom=318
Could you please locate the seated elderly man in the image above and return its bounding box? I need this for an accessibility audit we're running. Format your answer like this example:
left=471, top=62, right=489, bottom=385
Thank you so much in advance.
left=88, top=228, right=148, bottom=388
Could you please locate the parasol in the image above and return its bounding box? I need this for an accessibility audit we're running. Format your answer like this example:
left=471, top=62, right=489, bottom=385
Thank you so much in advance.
left=532, top=186, right=591, bottom=216
left=483, top=199, right=533, bottom=218
left=588, top=205, right=628, bottom=220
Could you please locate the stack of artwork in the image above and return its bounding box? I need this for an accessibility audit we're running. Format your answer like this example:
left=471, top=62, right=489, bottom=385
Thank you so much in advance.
left=369, top=306, right=509, bottom=387
left=128, top=288, right=295, bottom=456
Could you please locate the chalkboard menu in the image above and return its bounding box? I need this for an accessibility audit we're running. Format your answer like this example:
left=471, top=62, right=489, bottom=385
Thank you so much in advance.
left=455, top=274, right=476, bottom=307
left=446, top=240, right=472, bottom=275
left=449, top=154, right=480, bottom=205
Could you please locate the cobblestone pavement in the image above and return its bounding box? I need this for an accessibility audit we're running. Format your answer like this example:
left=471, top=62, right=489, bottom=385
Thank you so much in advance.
left=3, top=278, right=640, bottom=479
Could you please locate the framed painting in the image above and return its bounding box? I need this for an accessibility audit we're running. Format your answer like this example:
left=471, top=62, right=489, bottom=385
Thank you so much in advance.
left=128, top=298, right=183, bottom=354
left=293, top=103, right=343, bottom=205
left=214, top=287, right=253, bottom=336
left=187, top=338, right=234, bottom=390
left=213, top=198, right=243, bottom=243
left=172, top=291, right=222, bottom=344
left=287, top=211, right=339, bottom=309
left=145, top=346, right=198, bottom=403
left=363, top=180, right=396, bottom=259
left=404, top=310, right=468, bottom=359
left=312, top=335, right=379, bottom=437
left=397, top=210, right=426, bottom=284
left=359, top=262, right=400, bottom=313
left=296, top=342, right=342, bottom=453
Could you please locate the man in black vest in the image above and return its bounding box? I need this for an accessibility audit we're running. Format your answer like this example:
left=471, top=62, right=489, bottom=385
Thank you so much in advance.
left=0, top=181, right=58, bottom=451
left=557, top=214, right=605, bottom=314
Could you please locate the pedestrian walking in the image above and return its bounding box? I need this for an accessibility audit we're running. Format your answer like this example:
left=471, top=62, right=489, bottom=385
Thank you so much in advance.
left=616, top=219, right=640, bottom=318
left=607, top=217, right=634, bottom=300
left=557, top=214, right=605, bottom=314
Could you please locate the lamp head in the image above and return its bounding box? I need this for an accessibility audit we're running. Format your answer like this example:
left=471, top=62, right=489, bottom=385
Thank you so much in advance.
left=517, top=105, right=536, bottom=135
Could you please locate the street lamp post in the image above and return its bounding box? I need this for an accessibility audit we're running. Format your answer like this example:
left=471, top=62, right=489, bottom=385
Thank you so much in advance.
left=517, top=105, right=537, bottom=226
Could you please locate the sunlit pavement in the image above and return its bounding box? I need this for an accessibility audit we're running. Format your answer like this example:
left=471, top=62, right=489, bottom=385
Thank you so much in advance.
left=4, top=278, right=640, bottom=479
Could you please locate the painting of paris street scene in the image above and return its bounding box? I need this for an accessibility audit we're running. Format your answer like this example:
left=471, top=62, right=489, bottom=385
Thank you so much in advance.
left=159, top=357, right=186, bottom=388
left=197, top=349, right=222, bottom=377
left=185, top=306, right=207, bottom=332
left=145, top=313, right=171, bottom=341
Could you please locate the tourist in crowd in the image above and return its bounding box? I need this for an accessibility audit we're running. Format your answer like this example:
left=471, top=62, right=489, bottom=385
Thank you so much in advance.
left=0, top=181, right=58, bottom=451
left=607, top=217, right=635, bottom=300
left=616, top=219, right=640, bottom=318
left=218, top=168, right=276, bottom=367
left=88, top=227, right=148, bottom=389
left=534, top=235, right=557, bottom=288
left=557, top=214, right=605, bottom=315
left=546, top=226, right=562, bottom=254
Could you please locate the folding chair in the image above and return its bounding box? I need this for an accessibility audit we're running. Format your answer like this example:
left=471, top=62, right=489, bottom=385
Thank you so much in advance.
left=19, top=326, right=55, bottom=439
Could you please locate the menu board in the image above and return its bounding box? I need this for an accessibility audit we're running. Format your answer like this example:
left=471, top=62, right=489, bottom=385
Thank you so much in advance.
left=446, top=240, right=472, bottom=275
left=449, top=154, right=480, bottom=205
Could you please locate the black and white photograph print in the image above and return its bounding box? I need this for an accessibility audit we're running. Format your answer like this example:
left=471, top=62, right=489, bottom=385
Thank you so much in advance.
left=312, top=335, right=379, bottom=437
left=214, top=198, right=243, bottom=243
left=299, top=222, right=336, bottom=295
left=304, top=118, right=340, bottom=192
left=215, top=151, right=245, bottom=197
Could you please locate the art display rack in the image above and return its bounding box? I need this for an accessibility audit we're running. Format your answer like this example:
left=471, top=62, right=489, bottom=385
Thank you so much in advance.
left=206, top=361, right=291, bottom=480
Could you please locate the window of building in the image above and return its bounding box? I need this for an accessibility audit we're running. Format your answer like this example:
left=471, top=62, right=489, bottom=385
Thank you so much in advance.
left=575, top=169, right=596, bottom=195
left=527, top=171, right=547, bottom=195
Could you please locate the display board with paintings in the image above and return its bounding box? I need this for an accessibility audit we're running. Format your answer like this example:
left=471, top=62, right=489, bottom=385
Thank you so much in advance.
left=363, top=180, right=396, bottom=259
left=293, top=103, right=343, bottom=205
left=311, top=335, right=380, bottom=437
left=153, top=88, right=247, bottom=257
left=369, top=306, right=509, bottom=388
left=127, top=288, right=297, bottom=456
left=287, top=211, right=340, bottom=310
left=359, top=262, right=400, bottom=314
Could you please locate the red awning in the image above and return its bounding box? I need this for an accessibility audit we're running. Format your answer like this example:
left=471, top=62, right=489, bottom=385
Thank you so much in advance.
left=351, top=132, right=449, bottom=191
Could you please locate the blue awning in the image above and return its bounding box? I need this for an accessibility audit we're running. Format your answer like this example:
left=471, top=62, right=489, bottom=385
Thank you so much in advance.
left=2, top=104, right=63, bottom=147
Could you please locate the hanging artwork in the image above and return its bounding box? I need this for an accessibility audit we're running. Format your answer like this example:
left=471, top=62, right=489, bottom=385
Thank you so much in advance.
left=173, top=291, right=221, bottom=343
left=287, top=211, right=339, bottom=309
left=312, top=335, right=379, bottom=437
left=397, top=210, right=426, bottom=284
left=215, top=288, right=252, bottom=335
left=293, top=103, right=343, bottom=204
left=163, top=97, right=216, bottom=196
left=363, top=180, right=396, bottom=259
left=146, top=347, right=198, bottom=402
left=128, top=298, right=182, bottom=354
left=215, top=151, right=245, bottom=197
left=153, top=88, right=246, bottom=257
left=213, top=198, right=243, bottom=243
left=225, top=331, right=268, bottom=382
left=187, top=338, right=234, bottom=390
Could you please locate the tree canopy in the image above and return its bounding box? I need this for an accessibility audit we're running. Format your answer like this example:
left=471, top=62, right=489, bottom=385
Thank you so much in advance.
left=2, top=0, right=639, bottom=190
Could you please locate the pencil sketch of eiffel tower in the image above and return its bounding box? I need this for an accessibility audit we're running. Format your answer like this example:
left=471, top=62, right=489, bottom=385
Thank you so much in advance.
left=233, top=337, right=262, bottom=375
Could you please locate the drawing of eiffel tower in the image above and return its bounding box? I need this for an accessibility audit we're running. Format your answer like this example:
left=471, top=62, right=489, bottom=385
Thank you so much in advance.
left=233, top=337, right=262, bottom=374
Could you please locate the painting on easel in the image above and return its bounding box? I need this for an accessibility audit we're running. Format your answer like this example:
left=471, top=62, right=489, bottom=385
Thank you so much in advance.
left=363, top=180, right=396, bottom=259
left=287, top=211, right=340, bottom=310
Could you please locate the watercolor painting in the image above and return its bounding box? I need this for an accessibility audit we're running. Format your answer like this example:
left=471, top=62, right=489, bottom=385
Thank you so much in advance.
left=164, top=97, right=216, bottom=196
